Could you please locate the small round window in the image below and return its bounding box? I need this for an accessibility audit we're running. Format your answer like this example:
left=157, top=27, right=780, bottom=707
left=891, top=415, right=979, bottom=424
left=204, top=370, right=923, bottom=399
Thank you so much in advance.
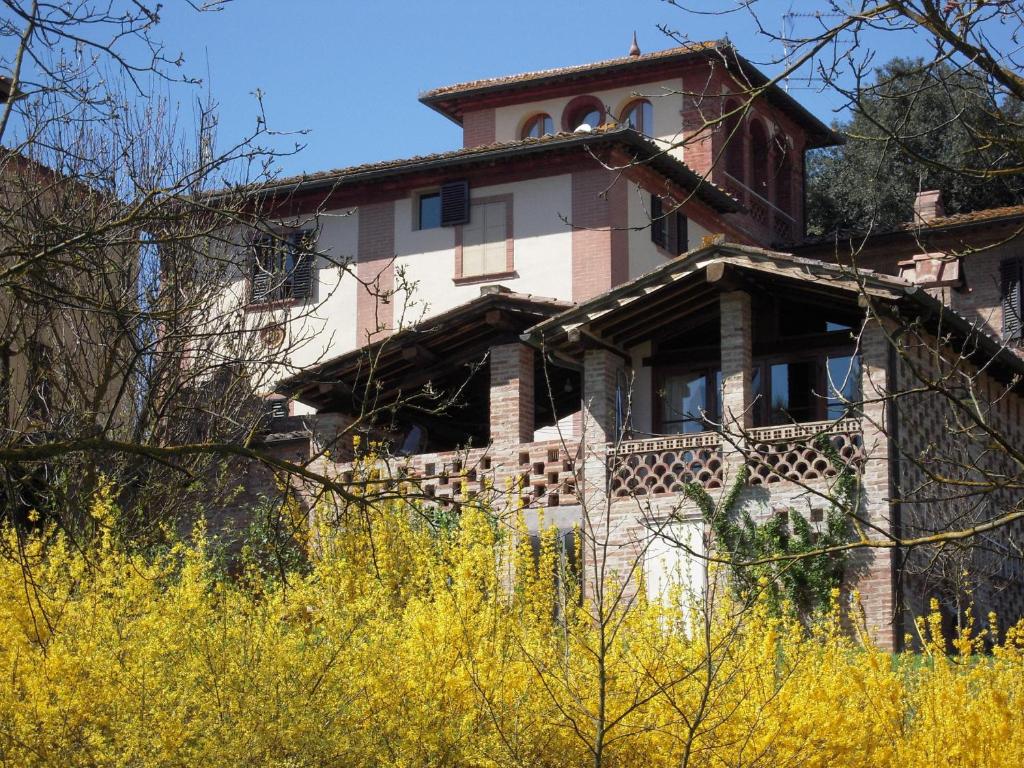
left=521, top=113, right=554, bottom=139
left=622, top=99, right=653, bottom=135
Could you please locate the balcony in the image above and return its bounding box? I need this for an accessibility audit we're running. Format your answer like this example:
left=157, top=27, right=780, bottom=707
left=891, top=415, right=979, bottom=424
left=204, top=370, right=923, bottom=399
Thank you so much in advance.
left=608, top=418, right=864, bottom=499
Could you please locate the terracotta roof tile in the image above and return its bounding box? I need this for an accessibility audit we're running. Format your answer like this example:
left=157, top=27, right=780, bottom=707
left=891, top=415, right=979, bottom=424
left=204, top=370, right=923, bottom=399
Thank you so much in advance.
left=420, top=41, right=724, bottom=100
left=250, top=126, right=741, bottom=212
left=262, top=129, right=608, bottom=190
left=798, top=203, right=1024, bottom=247
left=921, top=204, right=1024, bottom=229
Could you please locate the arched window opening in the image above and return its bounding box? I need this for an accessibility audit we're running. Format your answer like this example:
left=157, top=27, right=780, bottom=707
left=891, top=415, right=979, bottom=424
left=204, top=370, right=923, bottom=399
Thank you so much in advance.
left=562, top=96, right=606, bottom=132
left=521, top=113, right=554, bottom=139
left=723, top=99, right=745, bottom=182
left=622, top=99, right=653, bottom=135
left=749, top=120, right=770, bottom=199
left=775, top=144, right=794, bottom=213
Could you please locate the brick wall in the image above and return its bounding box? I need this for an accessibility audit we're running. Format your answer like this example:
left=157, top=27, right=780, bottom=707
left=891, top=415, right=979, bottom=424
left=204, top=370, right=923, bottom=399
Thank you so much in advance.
left=462, top=108, right=496, bottom=148
left=891, top=323, right=1024, bottom=639
left=490, top=342, right=535, bottom=444
left=356, top=201, right=395, bottom=345
left=571, top=168, right=629, bottom=301
left=854, top=321, right=899, bottom=651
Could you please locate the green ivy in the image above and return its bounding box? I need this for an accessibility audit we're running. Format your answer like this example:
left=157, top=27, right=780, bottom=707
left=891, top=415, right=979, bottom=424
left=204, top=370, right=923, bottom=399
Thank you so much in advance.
left=682, top=435, right=856, bottom=626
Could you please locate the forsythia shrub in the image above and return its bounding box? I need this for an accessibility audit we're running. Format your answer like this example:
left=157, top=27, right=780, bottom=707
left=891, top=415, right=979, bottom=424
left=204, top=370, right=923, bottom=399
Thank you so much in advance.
left=0, top=488, right=1023, bottom=767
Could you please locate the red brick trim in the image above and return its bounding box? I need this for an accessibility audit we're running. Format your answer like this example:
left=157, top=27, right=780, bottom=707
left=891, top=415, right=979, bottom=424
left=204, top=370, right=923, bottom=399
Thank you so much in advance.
left=356, top=201, right=395, bottom=345
left=571, top=168, right=614, bottom=302
left=462, top=108, right=496, bottom=148
left=454, top=193, right=514, bottom=281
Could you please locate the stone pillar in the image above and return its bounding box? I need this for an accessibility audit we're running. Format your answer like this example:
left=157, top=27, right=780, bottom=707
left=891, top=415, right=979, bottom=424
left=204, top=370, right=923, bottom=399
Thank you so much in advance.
left=854, top=319, right=899, bottom=651
left=489, top=342, right=534, bottom=446
left=719, top=291, right=753, bottom=478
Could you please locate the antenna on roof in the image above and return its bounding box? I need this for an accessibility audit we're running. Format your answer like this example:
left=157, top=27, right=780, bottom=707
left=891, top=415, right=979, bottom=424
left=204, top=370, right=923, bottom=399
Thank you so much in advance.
left=629, top=31, right=641, bottom=58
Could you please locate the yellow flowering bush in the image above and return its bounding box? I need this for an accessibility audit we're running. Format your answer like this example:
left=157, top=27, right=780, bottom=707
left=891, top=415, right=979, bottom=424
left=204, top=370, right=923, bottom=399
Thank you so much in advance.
left=0, top=490, right=1023, bottom=767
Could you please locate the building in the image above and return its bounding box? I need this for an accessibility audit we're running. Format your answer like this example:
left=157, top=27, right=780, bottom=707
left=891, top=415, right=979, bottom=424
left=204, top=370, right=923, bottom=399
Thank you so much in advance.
left=237, top=40, right=1024, bottom=650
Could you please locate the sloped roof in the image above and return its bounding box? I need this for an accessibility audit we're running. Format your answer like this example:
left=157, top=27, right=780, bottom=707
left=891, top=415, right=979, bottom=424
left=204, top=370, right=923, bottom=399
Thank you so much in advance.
left=419, top=42, right=843, bottom=148
left=799, top=203, right=1024, bottom=249
left=277, top=289, right=572, bottom=410
left=524, top=241, right=1024, bottom=382
left=421, top=42, right=724, bottom=99
left=242, top=126, right=742, bottom=213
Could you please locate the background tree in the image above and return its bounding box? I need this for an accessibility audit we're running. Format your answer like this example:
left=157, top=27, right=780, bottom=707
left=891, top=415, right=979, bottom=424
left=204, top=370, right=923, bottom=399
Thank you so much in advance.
left=807, top=57, right=1024, bottom=235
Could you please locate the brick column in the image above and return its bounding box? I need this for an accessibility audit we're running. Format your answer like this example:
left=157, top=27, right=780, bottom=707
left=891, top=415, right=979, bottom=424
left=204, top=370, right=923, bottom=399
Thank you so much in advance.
left=489, top=343, right=534, bottom=446
left=581, top=349, right=635, bottom=592
left=719, top=291, right=753, bottom=477
left=854, top=319, right=899, bottom=651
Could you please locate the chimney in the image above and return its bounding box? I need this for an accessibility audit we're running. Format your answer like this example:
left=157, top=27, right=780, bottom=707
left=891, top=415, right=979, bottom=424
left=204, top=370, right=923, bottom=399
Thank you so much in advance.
left=912, top=189, right=945, bottom=224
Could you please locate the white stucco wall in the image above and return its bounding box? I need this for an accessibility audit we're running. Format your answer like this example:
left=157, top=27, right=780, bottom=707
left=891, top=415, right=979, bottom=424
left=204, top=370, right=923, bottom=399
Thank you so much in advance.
left=493, top=79, right=685, bottom=159
left=392, top=173, right=575, bottom=324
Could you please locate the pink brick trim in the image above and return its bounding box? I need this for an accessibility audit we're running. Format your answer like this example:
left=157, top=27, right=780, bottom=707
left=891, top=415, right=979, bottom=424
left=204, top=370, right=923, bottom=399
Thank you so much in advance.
left=571, top=168, right=629, bottom=301
left=462, top=108, right=496, bottom=148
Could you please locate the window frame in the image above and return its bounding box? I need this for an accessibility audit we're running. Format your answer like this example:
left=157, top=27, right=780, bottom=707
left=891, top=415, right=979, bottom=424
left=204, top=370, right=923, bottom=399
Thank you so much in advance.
left=650, top=194, right=689, bottom=256
left=454, top=194, right=515, bottom=284
left=621, top=98, right=654, bottom=135
left=416, top=189, right=442, bottom=230
left=520, top=113, right=555, bottom=139
left=653, top=347, right=861, bottom=434
left=654, top=366, right=722, bottom=434
left=561, top=95, right=606, bottom=132
left=247, top=229, right=316, bottom=309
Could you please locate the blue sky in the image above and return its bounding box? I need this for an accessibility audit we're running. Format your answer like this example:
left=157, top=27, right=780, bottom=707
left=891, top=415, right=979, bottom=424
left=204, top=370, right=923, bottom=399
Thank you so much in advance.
left=148, top=0, right=931, bottom=177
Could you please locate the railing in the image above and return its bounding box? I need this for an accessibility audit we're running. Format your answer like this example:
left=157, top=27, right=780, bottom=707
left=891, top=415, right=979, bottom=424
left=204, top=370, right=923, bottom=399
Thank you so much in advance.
left=607, top=418, right=864, bottom=497
left=746, top=418, right=864, bottom=486
left=341, top=440, right=580, bottom=508
left=609, top=432, right=725, bottom=497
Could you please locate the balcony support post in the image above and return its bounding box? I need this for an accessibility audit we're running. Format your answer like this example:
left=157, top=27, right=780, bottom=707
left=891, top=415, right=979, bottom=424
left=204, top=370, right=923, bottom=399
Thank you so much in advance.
left=853, top=318, right=899, bottom=652
left=719, top=290, right=753, bottom=482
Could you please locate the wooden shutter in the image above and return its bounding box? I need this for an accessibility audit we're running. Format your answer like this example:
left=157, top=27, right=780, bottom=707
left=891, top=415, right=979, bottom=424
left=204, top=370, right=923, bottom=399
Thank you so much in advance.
left=289, top=232, right=315, bottom=299
left=440, top=180, right=470, bottom=226
left=650, top=194, right=666, bottom=248
left=673, top=212, right=689, bottom=256
left=1001, top=258, right=1023, bottom=341
left=250, top=239, right=272, bottom=303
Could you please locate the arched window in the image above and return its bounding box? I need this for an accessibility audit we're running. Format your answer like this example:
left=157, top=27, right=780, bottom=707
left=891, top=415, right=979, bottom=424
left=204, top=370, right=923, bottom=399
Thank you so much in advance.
left=622, top=99, right=653, bottom=135
left=562, top=95, right=605, bottom=132
left=521, top=113, right=554, bottom=139
left=749, top=119, right=770, bottom=198
left=775, top=143, right=794, bottom=213
left=723, top=99, right=745, bottom=182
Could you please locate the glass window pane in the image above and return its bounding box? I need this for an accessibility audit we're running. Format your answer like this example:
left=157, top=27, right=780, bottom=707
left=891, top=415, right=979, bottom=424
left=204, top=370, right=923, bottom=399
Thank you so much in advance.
left=419, top=193, right=441, bottom=229
left=826, top=354, right=861, bottom=420
left=662, top=372, right=708, bottom=434
left=769, top=361, right=816, bottom=425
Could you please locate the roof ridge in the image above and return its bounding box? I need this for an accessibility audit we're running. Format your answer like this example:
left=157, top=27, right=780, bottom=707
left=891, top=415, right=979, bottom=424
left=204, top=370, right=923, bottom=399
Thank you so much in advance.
left=420, top=41, right=726, bottom=100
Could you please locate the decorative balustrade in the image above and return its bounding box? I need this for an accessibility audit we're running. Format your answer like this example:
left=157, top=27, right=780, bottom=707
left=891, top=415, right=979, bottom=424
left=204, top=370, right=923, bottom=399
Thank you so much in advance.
left=607, top=419, right=864, bottom=497
left=609, top=432, right=724, bottom=497
left=746, top=418, right=864, bottom=486
left=341, top=440, right=580, bottom=509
